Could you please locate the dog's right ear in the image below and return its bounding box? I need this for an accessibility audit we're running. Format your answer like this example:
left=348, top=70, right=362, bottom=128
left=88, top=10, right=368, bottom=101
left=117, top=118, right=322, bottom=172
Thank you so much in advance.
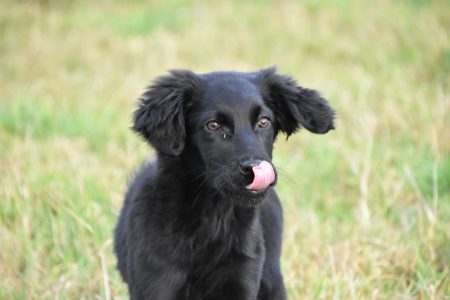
left=133, top=70, right=201, bottom=156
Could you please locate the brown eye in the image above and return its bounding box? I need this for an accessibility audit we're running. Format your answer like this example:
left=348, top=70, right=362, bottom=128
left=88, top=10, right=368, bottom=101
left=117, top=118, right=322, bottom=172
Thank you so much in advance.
left=206, top=121, right=221, bottom=131
left=258, top=117, right=271, bottom=128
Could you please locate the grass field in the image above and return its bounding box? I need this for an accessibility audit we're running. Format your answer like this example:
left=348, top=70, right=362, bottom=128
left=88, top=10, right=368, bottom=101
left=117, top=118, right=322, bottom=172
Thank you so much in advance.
left=1, top=0, right=449, bottom=299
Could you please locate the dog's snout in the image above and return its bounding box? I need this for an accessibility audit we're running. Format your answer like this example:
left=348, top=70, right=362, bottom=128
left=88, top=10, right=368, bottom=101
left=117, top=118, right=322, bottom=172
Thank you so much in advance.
left=239, top=161, right=253, bottom=173
left=239, top=160, right=260, bottom=173
left=239, top=160, right=260, bottom=184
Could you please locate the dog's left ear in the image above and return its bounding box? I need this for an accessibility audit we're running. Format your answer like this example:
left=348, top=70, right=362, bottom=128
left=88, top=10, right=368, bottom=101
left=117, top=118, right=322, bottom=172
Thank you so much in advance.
left=259, top=67, right=335, bottom=137
left=133, top=70, right=201, bottom=156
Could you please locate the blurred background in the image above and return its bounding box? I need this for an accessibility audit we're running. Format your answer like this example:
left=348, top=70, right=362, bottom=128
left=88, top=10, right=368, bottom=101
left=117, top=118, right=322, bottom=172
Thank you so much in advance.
left=0, top=0, right=449, bottom=299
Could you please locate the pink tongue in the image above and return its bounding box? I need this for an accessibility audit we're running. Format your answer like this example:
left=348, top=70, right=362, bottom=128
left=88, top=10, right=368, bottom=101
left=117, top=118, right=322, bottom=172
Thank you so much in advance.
left=246, top=161, right=275, bottom=191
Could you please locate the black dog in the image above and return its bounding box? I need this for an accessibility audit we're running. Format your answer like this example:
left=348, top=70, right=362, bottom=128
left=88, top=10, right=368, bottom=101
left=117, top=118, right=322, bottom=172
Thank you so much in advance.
left=114, top=67, right=335, bottom=299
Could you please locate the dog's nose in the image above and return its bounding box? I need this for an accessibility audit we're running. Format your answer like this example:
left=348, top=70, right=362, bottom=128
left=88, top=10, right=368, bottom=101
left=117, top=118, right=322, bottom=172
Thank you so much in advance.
left=239, top=160, right=260, bottom=184
left=239, top=160, right=259, bottom=174
left=239, top=160, right=276, bottom=191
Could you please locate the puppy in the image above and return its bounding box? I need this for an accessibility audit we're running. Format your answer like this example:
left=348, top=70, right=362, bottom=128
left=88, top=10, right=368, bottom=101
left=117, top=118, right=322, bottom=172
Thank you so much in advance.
left=114, top=67, right=335, bottom=299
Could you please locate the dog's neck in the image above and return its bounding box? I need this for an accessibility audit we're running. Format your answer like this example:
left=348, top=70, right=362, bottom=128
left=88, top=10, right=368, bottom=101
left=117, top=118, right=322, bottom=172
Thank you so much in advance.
left=156, top=152, right=260, bottom=230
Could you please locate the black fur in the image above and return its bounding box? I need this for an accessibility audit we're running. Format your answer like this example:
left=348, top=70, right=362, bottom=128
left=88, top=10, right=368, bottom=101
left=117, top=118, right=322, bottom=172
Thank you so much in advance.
left=114, top=67, right=335, bottom=299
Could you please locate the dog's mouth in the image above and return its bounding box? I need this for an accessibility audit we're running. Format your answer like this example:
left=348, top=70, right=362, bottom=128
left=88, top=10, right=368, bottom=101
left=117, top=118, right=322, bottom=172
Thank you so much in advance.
left=233, top=160, right=277, bottom=207
left=244, top=161, right=276, bottom=192
left=208, top=160, right=276, bottom=207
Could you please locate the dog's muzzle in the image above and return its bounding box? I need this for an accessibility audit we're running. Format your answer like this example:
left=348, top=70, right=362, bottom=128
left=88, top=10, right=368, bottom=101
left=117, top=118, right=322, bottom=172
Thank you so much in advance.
left=240, top=160, right=275, bottom=191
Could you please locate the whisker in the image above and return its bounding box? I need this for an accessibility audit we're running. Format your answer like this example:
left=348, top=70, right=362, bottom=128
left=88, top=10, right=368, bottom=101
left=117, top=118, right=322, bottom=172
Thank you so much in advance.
left=272, top=165, right=296, bottom=187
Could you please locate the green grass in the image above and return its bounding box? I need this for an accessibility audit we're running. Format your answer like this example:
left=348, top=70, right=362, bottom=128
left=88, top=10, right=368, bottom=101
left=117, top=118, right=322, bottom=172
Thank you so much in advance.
left=1, top=0, right=449, bottom=299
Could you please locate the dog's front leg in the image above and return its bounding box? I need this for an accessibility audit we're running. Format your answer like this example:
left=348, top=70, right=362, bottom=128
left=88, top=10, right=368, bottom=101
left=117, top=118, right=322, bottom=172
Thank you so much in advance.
left=204, top=280, right=256, bottom=300
left=127, top=260, right=188, bottom=300
left=257, top=272, right=287, bottom=300
left=201, top=260, right=263, bottom=300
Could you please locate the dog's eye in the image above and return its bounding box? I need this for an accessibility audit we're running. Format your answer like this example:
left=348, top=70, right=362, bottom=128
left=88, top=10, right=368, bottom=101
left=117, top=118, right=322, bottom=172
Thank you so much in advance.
left=258, top=117, right=271, bottom=128
left=206, top=121, right=221, bottom=131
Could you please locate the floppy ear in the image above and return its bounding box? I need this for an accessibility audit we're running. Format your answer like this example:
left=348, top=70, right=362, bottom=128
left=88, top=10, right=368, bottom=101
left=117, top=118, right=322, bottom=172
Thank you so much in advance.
left=260, top=67, right=335, bottom=137
left=133, top=70, right=201, bottom=156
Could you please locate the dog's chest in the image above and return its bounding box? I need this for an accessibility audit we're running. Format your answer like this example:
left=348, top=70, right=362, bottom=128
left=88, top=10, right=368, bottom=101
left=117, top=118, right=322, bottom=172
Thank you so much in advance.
left=171, top=208, right=263, bottom=263
left=180, top=219, right=265, bottom=298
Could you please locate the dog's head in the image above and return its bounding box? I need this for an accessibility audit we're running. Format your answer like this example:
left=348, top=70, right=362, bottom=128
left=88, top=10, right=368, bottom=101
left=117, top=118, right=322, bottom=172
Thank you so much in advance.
left=133, top=67, right=335, bottom=207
